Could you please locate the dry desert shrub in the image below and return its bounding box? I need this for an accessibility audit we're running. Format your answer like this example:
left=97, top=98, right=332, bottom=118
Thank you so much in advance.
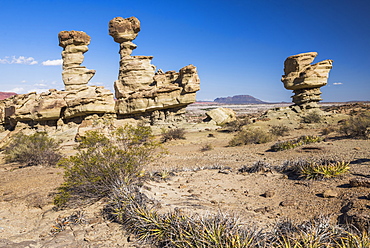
left=54, top=125, right=161, bottom=207
left=228, top=128, right=274, bottom=147
left=339, top=111, right=370, bottom=139
left=321, top=126, right=336, bottom=136
left=238, top=161, right=272, bottom=173
left=200, top=143, right=213, bottom=152
left=301, top=111, right=324, bottom=123
left=4, top=131, right=62, bottom=167
left=161, top=127, right=186, bottom=142
left=269, top=124, right=290, bottom=136
left=221, top=118, right=250, bottom=132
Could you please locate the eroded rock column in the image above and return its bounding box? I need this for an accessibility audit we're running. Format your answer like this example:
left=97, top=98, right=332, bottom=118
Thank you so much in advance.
left=59, top=31, right=96, bottom=91
left=109, top=17, right=155, bottom=98
left=281, top=52, right=333, bottom=109
left=109, top=16, right=200, bottom=120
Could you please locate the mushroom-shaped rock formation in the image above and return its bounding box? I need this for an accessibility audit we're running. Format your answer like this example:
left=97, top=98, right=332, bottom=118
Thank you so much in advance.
left=109, top=16, right=200, bottom=122
left=281, top=52, right=333, bottom=109
left=59, top=31, right=96, bottom=91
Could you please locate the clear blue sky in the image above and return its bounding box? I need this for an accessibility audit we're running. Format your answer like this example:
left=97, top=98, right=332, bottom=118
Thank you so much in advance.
left=1, top=0, right=369, bottom=102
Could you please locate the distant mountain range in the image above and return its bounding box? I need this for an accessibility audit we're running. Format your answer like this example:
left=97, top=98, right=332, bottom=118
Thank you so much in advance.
left=0, top=92, right=17, bottom=100
left=214, top=95, right=267, bottom=104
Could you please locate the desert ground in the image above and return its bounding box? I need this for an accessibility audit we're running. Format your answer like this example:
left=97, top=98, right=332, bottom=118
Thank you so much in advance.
left=0, top=102, right=369, bottom=247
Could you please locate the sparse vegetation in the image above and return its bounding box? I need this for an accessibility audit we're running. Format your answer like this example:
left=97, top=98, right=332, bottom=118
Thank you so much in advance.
left=200, top=143, right=213, bottom=152
left=280, top=157, right=350, bottom=180
left=301, top=111, right=324, bottom=123
left=238, top=161, right=272, bottom=173
left=107, top=186, right=369, bottom=248
left=339, top=111, right=370, bottom=139
left=269, top=124, right=290, bottom=136
left=161, top=127, right=186, bottom=142
left=4, top=131, right=62, bottom=167
left=229, top=128, right=274, bottom=146
left=271, top=135, right=323, bottom=151
left=221, top=118, right=250, bottom=132
left=54, top=125, right=160, bottom=207
left=321, top=126, right=335, bottom=136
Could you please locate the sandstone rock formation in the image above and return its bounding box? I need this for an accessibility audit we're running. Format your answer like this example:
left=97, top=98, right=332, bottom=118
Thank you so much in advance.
left=0, top=86, right=115, bottom=128
left=0, top=17, right=200, bottom=129
left=0, top=30, right=115, bottom=129
left=281, top=52, right=333, bottom=109
left=109, top=16, right=200, bottom=121
left=59, top=31, right=96, bottom=91
left=205, top=107, right=236, bottom=125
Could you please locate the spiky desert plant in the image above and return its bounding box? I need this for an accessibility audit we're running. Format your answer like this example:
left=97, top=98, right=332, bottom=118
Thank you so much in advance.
left=271, top=135, right=323, bottom=151
left=335, top=230, right=370, bottom=248
left=299, top=161, right=350, bottom=180
left=109, top=185, right=265, bottom=248
left=4, top=131, right=62, bottom=167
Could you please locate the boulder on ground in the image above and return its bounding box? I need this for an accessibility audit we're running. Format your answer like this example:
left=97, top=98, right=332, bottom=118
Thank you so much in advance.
left=205, top=107, right=236, bottom=125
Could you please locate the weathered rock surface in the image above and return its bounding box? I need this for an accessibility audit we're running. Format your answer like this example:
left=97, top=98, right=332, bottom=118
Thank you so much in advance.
left=0, top=87, right=115, bottom=128
left=282, top=52, right=333, bottom=109
left=0, top=17, right=200, bottom=129
left=59, top=31, right=96, bottom=91
left=109, top=16, right=200, bottom=120
left=205, top=107, right=236, bottom=125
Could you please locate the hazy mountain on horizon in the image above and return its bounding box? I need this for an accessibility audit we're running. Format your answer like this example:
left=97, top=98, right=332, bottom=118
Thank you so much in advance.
left=214, top=95, right=267, bottom=104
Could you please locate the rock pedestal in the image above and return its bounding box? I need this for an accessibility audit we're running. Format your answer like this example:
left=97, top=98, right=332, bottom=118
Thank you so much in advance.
left=59, top=31, right=96, bottom=91
left=109, top=16, right=200, bottom=119
left=281, top=52, right=333, bottom=109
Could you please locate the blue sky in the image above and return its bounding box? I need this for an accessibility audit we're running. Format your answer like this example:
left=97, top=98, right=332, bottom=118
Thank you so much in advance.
left=1, top=0, right=369, bottom=102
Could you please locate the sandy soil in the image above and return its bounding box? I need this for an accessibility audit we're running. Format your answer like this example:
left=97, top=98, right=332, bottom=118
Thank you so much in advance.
left=0, top=103, right=369, bottom=247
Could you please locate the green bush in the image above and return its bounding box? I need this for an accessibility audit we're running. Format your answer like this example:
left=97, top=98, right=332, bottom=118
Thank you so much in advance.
left=228, top=128, right=274, bottom=147
left=54, top=125, right=160, bottom=206
left=339, top=112, right=370, bottom=139
left=161, top=128, right=186, bottom=142
left=269, top=124, right=290, bottom=136
left=301, top=111, right=324, bottom=123
left=4, top=132, right=61, bottom=167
